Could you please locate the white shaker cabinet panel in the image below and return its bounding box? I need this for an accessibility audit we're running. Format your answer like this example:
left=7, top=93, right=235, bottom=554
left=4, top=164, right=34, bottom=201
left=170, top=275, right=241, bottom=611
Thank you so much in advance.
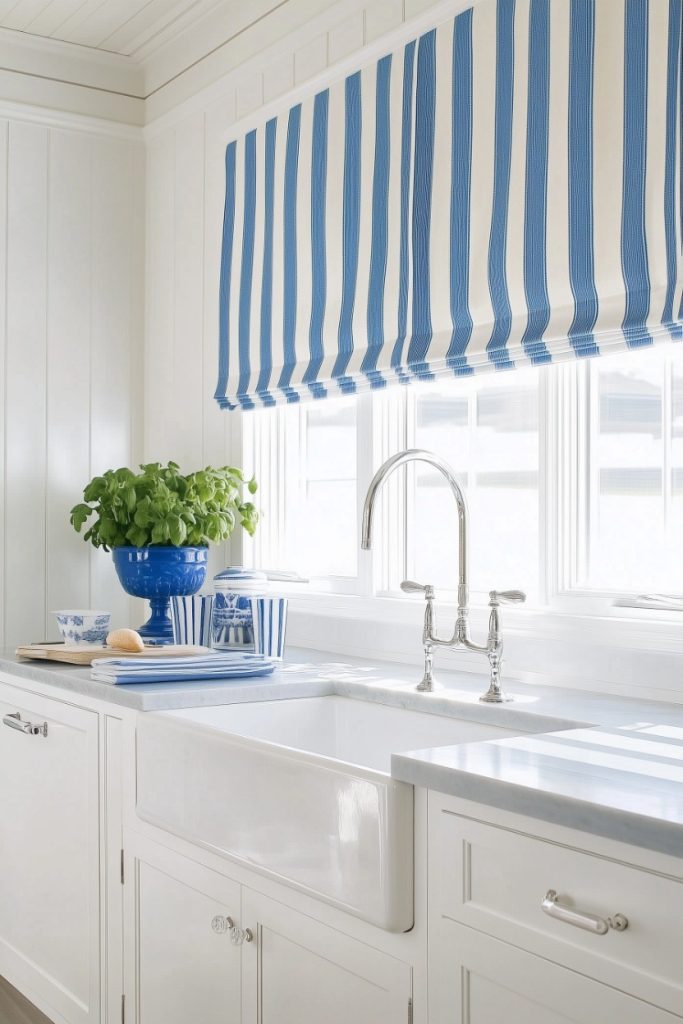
left=0, top=682, right=100, bottom=1024
left=125, top=839, right=241, bottom=1024
left=431, top=921, right=679, bottom=1024
left=241, top=889, right=413, bottom=1024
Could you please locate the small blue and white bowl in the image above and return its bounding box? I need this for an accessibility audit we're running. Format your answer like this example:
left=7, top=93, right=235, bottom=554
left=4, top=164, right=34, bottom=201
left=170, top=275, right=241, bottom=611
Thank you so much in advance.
left=53, top=610, right=111, bottom=646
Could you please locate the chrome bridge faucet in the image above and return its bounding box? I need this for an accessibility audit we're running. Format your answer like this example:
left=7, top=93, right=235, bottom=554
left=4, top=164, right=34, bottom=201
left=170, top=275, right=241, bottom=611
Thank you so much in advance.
left=361, top=449, right=526, bottom=703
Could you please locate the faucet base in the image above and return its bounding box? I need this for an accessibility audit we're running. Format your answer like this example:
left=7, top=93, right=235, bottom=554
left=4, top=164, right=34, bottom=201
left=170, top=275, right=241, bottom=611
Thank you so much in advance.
left=479, top=689, right=512, bottom=704
left=416, top=677, right=443, bottom=693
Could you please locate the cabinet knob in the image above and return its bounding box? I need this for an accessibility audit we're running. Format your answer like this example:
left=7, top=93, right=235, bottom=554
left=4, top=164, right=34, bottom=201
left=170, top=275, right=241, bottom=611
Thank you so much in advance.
left=211, top=915, right=234, bottom=935
left=230, top=925, right=254, bottom=945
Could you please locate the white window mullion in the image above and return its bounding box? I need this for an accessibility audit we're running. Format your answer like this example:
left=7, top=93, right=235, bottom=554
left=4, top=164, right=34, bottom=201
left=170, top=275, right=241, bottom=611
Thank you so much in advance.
left=663, top=357, right=672, bottom=533
left=538, top=364, right=554, bottom=606
left=371, top=386, right=409, bottom=595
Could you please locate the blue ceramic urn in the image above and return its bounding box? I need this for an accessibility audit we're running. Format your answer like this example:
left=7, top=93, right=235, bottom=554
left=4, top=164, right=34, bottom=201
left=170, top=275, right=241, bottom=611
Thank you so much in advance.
left=112, top=546, right=208, bottom=644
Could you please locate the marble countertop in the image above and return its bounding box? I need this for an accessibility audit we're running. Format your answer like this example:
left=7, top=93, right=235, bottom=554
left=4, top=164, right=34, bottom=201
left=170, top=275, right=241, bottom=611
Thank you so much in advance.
left=3, top=646, right=683, bottom=856
left=393, top=723, right=683, bottom=857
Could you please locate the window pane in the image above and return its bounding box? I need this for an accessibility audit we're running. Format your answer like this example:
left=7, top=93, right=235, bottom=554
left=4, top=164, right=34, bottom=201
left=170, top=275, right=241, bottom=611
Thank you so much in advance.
left=578, top=347, right=683, bottom=592
left=286, top=398, right=358, bottom=578
left=410, top=368, right=540, bottom=602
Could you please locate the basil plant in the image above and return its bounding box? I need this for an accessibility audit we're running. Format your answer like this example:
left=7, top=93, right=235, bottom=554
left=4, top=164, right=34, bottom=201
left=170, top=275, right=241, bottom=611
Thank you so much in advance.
left=70, top=462, right=258, bottom=550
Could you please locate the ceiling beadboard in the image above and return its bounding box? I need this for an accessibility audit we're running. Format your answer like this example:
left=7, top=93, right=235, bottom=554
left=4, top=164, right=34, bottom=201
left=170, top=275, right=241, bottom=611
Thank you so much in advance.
left=0, top=0, right=241, bottom=57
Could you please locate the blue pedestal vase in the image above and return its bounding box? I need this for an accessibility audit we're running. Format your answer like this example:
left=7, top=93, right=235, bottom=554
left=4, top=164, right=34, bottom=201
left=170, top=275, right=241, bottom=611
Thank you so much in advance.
left=112, top=546, right=208, bottom=644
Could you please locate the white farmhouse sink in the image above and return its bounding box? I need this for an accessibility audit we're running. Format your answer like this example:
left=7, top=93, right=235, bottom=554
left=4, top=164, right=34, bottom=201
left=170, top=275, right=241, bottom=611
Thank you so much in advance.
left=136, top=696, right=519, bottom=931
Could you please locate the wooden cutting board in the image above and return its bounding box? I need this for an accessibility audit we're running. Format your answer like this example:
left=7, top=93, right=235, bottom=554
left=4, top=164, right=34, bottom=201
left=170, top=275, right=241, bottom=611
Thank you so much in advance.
left=16, top=643, right=212, bottom=665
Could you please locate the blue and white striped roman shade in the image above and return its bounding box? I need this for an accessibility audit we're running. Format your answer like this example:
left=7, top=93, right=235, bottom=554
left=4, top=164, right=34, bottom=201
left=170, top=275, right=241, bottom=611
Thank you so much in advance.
left=215, top=0, right=683, bottom=410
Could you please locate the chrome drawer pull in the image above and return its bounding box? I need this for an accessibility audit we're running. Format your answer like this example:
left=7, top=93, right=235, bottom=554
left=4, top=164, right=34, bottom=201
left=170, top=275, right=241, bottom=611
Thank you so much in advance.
left=3, top=712, right=48, bottom=737
left=542, top=890, right=628, bottom=935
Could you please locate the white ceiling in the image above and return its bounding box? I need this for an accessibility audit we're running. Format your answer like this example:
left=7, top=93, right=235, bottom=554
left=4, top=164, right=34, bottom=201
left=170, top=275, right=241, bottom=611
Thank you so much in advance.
left=0, top=0, right=225, bottom=58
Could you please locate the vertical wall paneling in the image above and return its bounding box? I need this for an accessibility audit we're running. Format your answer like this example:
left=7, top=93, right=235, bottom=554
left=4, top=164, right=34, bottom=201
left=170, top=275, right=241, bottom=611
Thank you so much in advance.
left=295, top=34, right=328, bottom=84
left=365, top=0, right=404, bottom=43
left=173, top=114, right=206, bottom=472
left=145, top=131, right=175, bottom=464
left=0, top=121, right=143, bottom=647
left=264, top=53, right=295, bottom=104
left=90, top=136, right=138, bottom=625
left=0, top=120, right=7, bottom=650
left=130, top=142, right=145, bottom=470
left=328, top=13, right=365, bottom=64
left=46, top=130, right=92, bottom=623
left=5, top=122, right=48, bottom=646
left=205, top=97, right=236, bottom=577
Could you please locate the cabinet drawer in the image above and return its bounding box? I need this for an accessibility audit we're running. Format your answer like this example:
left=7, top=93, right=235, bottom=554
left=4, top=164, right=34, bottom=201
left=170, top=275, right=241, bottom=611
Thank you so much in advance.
left=431, top=808, right=683, bottom=1016
left=430, top=919, right=680, bottom=1024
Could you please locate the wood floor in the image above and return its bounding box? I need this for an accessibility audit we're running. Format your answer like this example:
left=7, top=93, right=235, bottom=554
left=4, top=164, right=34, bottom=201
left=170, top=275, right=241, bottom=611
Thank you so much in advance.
left=0, top=978, right=52, bottom=1024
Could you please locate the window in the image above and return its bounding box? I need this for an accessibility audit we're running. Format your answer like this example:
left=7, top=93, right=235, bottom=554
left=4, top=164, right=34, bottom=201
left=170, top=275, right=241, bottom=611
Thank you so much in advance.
left=576, top=348, right=683, bottom=594
left=241, top=344, right=683, bottom=612
left=408, top=369, right=540, bottom=602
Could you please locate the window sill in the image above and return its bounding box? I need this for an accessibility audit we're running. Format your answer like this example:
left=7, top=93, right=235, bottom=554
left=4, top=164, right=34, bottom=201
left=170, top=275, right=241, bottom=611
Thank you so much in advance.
left=276, top=587, right=683, bottom=704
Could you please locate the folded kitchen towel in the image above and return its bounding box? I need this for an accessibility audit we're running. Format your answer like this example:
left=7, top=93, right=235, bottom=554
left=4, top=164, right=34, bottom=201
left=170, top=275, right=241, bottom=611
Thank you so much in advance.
left=90, top=651, right=275, bottom=685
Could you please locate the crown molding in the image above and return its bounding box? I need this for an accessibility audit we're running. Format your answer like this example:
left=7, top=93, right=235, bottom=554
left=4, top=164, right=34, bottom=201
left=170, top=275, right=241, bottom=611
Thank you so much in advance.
left=0, top=95, right=144, bottom=138
left=0, top=0, right=463, bottom=130
left=0, top=25, right=144, bottom=96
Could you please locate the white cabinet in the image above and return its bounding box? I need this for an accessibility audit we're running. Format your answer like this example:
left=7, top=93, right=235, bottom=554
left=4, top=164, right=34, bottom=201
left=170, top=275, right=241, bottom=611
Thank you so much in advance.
left=124, top=839, right=241, bottom=1024
left=241, top=889, right=413, bottom=1024
left=431, top=921, right=679, bottom=1024
left=0, top=681, right=100, bottom=1024
left=428, top=791, right=683, bottom=1022
left=123, top=836, right=413, bottom=1024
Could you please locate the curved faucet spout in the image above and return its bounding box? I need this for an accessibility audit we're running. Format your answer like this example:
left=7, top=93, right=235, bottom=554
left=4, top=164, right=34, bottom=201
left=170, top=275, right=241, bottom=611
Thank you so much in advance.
left=361, top=448, right=469, bottom=613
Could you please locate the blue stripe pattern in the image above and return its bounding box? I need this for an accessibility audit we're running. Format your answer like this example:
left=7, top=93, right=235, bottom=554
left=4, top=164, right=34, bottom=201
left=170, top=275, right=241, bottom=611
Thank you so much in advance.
left=521, top=0, right=551, bottom=364
left=279, top=104, right=302, bottom=402
left=621, top=0, right=652, bottom=348
left=215, top=0, right=683, bottom=409
left=304, top=90, right=329, bottom=399
left=333, top=72, right=362, bottom=393
left=446, top=10, right=474, bottom=375
left=486, top=0, right=516, bottom=370
left=663, top=0, right=682, bottom=336
left=171, top=594, right=214, bottom=647
left=237, top=130, right=257, bottom=408
left=407, top=30, right=436, bottom=378
left=256, top=118, right=277, bottom=404
left=215, top=142, right=237, bottom=407
left=568, top=0, right=599, bottom=357
left=362, top=54, right=392, bottom=388
left=390, top=40, right=416, bottom=383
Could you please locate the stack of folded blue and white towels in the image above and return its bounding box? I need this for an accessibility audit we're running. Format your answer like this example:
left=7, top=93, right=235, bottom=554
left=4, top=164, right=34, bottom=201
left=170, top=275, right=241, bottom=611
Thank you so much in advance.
left=91, top=652, right=275, bottom=685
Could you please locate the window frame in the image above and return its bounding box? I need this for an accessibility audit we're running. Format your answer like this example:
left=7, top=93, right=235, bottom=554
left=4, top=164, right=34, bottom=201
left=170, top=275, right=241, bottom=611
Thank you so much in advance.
left=236, top=349, right=683, bottom=621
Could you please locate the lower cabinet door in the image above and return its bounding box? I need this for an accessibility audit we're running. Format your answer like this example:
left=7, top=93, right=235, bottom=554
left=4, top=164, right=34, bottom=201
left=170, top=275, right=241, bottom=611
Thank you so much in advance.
left=125, top=839, right=241, bottom=1024
left=431, top=920, right=679, bottom=1024
left=0, top=683, right=100, bottom=1024
left=241, top=888, right=412, bottom=1024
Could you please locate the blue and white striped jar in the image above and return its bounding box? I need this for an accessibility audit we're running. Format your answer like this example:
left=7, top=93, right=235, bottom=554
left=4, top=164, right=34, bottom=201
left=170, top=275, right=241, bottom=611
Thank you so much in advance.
left=250, top=596, right=288, bottom=660
left=171, top=594, right=214, bottom=647
left=212, top=567, right=268, bottom=651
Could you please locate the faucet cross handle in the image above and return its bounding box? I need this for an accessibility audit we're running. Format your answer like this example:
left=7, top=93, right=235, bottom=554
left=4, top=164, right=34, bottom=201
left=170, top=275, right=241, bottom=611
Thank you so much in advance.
left=489, top=589, right=526, bottom=606
left=401, top=580, right=435, bottom=598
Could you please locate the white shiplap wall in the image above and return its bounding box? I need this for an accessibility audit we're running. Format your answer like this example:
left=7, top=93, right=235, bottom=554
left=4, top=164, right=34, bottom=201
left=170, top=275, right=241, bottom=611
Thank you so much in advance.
left=0, top=116, right=144, bottom=648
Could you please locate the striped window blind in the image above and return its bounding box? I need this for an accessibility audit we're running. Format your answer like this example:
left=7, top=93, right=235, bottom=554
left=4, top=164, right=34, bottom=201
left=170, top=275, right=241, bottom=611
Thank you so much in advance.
left=215, top=0, right=683, bottom=410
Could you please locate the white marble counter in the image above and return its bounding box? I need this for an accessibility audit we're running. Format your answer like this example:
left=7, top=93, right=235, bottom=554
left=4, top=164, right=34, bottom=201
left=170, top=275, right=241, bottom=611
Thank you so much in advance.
left=3, top=646, right=683, bottom=855
left=393, top=723, right=683, bottom=857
